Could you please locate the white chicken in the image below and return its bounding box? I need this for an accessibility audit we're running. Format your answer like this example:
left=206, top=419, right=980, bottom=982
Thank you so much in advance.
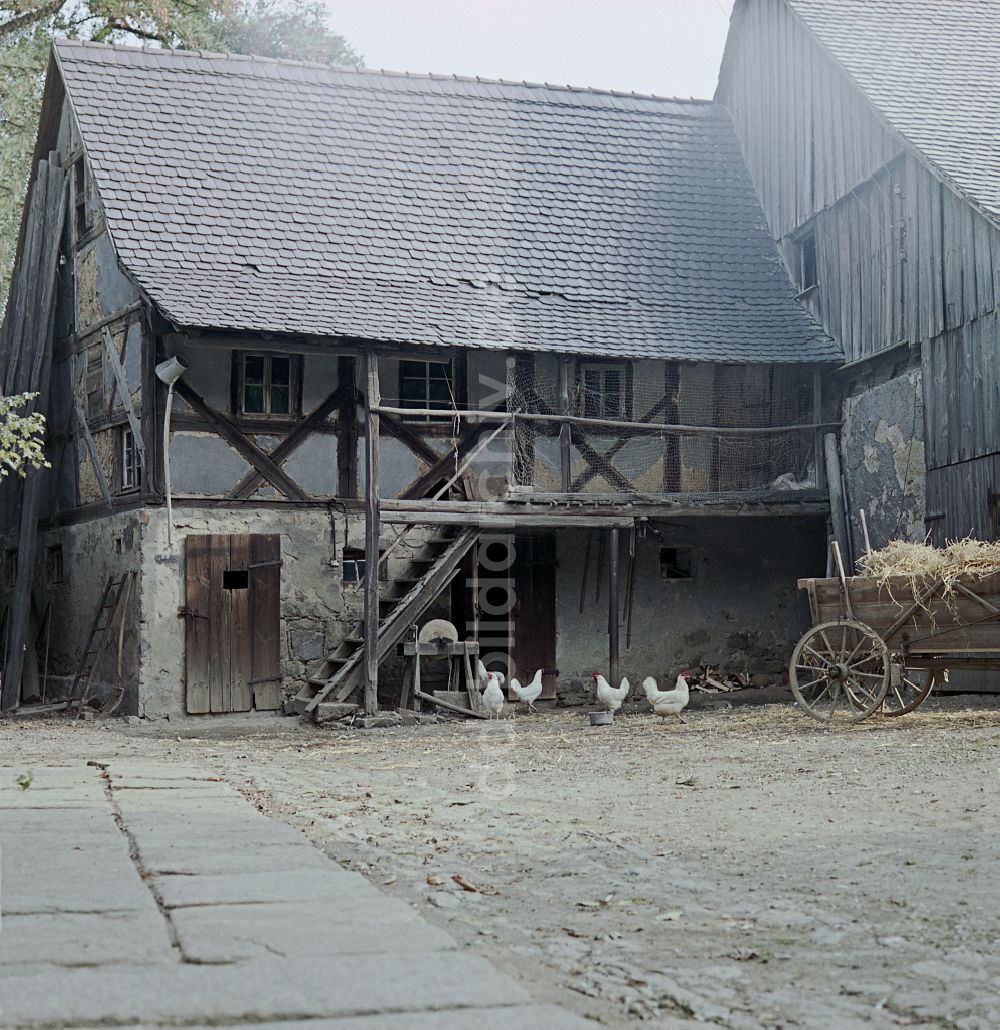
left=509, top=669, right=544, bottom=713
left=642, top=672, right=690, bottom=724
left=477, top=659, right=488, bottom=685
left=593, top=672, right=630, bottom=714
left=482, top=671, right=506, bottom=719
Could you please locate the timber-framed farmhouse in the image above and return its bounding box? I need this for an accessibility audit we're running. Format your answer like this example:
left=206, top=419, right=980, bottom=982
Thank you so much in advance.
left=2, top=0, right=997, bottom=716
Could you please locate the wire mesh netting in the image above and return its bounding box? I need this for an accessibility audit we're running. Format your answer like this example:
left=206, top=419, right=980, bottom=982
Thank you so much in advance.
left=506, top=359, right=819, bottom=499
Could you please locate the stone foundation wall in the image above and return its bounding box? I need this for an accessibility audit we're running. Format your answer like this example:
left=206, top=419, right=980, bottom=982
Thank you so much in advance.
left=551, top=517, right=826, bottom=703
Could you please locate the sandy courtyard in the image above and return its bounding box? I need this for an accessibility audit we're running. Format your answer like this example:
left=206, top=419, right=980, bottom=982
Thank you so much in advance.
left=3, top=698, right=999, bottom=1028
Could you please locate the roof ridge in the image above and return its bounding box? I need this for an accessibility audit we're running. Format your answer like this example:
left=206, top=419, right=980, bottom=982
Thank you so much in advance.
left=52, top=37, right=715, bottom=105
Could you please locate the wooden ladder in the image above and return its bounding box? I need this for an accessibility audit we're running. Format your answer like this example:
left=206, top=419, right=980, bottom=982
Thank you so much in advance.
left=72, top=572, right=133, bottom=711
left=292, top=526, right=480, bottom=718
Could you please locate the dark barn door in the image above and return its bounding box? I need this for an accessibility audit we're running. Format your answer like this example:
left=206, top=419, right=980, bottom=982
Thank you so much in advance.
left=511, top=533, right=557, bottom=699
left=185, top=534, right=281, bottom=714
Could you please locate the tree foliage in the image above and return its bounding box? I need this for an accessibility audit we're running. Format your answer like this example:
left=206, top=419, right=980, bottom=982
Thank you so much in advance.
left=0, top=391, right=48, bottom=478
left=0, top=0, right=361, bottom=308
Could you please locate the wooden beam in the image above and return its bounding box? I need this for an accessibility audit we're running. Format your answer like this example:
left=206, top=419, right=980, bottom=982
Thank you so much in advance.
left=72, top=394, right=111, bottom=503
left=379, top=409, right=441, bottom=467
left=397, top=411, right=504, bottom=501
left=337, top=356, right=359, bottom=499
left=608, top=528, right=620, bottom=686
left=382, top=510, right=634, bottom=528
left=375, top=404, right=839, bottom=437
left=101, top=325, right=144, bottom=464
left=229, top=382, right=347, bottom=499
left=173, top=380, right=308, bottom=501
left=575, top=436, right=635, bottom=493
left=363, top=351, right=381, bottom=716
left=382, top=496, right=829, bottom=519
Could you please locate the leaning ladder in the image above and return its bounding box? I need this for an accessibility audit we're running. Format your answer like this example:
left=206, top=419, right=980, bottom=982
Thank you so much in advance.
left=72, top=572, right=133, bottom=712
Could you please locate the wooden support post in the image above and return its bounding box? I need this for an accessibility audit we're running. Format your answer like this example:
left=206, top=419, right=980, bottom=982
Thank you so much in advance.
left=608, top=528, right=620, bottom=686
left=813, top=367, right=826, bottom=490
left=558, top=357, right=572, bottom=492
left=824, top=432, right=851, bottom=572
left=363, top=351, right=381, bottom=716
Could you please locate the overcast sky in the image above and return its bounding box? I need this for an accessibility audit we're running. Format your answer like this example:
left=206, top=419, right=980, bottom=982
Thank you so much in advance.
left=326, top=0, right=737, bottom=99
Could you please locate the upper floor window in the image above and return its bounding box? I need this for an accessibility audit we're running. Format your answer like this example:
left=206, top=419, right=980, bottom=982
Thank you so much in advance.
left=399, top=359, right=453, bottom=421
left=74, top=157, right=94, bottom=240
left=233, top=352, right=301, bottom=417
left=797, top=230, right=818, bottom=293
left=118, top=425, right=141, bottom=493
left=579, top=362, right=629, bottom=420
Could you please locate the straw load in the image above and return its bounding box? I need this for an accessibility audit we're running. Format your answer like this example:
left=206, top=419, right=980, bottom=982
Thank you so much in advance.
left=858, top=538, right=1000, bottom=590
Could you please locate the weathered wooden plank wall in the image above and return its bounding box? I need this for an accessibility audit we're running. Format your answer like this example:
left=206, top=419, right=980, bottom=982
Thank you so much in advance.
left=781, top=158, right=1000, bottom=365
left=925, top=454, right=1000, bottom=544
left=718, top=0, right=900, bottom=240
left=923, top=312, right=1000, bottom=471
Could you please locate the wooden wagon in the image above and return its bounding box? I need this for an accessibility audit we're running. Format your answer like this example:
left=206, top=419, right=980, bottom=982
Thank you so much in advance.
left=790, top=568, right=1000, bottom=722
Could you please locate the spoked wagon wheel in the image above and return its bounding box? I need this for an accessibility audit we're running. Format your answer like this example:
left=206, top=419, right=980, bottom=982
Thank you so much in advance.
left=881, top=665, right=940, bottom=717
left=789, top=620, right=890, bottom=724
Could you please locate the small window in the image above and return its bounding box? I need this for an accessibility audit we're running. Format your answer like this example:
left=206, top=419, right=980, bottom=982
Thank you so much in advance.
left=798, top=231, right=818, bottom=292
left=342, top=547, right=388, bottom=583
left=580, top=363, right=629, bottom=420
left=47, top=545, right=64, bottom=584
left=118, top=425, right=141, bottom=493
left=74, top=157, right=93, bottom=239
left=989, top=495, right=1000, bottom=542
left=342, top=547, right=366, bottom=583
left=660, top=546, right=693, bottom=579
left=234, top=352, right=301, bottom=417
left=399, top=359, right=453, bottom=421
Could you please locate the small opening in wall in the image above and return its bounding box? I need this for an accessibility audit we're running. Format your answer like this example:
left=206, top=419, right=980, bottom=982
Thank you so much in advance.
left=660, top=546, right=693, bottom=579
left=224, top=570, right=249, bottom=590
left=342, top=548, right=365, bottom=583
left=47, top=545, right=64, bottom=584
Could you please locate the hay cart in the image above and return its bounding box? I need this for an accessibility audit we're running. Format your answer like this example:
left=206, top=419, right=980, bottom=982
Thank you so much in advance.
left=790, top=566, right=1000, bottom=723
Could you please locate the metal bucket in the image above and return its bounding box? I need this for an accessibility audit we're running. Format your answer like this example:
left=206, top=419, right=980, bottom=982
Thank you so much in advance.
left=589, top=710, right=614, bottom=726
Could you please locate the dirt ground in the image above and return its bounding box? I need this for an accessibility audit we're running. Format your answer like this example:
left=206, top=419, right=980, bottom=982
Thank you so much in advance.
left=3, top=696, right=1000, bottom=1029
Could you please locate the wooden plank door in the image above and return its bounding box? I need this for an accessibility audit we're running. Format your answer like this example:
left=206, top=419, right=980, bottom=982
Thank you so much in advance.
left=249, top=534, right=282, bottom=710
left=511, top=534, right=557, bottom=699
left=185, top=533, right=281, bottom=713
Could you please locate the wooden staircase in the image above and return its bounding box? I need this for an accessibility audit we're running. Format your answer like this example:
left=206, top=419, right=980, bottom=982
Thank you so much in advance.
left=291, top=526, right=480, bottom=718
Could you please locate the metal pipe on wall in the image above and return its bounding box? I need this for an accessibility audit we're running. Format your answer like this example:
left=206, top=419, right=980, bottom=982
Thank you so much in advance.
left=155, top=356, right=188, bottom=548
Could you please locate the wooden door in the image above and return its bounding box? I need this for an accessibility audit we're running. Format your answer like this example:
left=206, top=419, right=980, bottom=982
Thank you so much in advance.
left=184, top=533, right=281, bottom=713
left=511, top=534, right=557, bottom=699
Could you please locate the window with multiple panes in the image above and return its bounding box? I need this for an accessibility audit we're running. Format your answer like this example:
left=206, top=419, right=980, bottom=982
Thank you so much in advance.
left=580, top=363, right=628, bottom=420
left=119, top=425, right=141, bottom=493
left=234, top=353, right=300, bottom=417
left=399, top=359, right=453, bottom=421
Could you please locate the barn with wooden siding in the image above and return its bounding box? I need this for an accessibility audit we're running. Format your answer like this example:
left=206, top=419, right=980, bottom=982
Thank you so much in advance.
left=718, top=0, right=1000, bottom=558
left=0, top=39, right=841, bottom=717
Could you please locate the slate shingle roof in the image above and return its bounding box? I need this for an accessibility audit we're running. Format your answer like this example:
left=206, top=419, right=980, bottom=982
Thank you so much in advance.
left=54, top=40, right=837, bottom=363
left=788, top=0, right=1000, bottom=225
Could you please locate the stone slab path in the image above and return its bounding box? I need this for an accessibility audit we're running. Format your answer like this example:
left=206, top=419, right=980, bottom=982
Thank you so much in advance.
left=0, top=763, right=587, bottom=1028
